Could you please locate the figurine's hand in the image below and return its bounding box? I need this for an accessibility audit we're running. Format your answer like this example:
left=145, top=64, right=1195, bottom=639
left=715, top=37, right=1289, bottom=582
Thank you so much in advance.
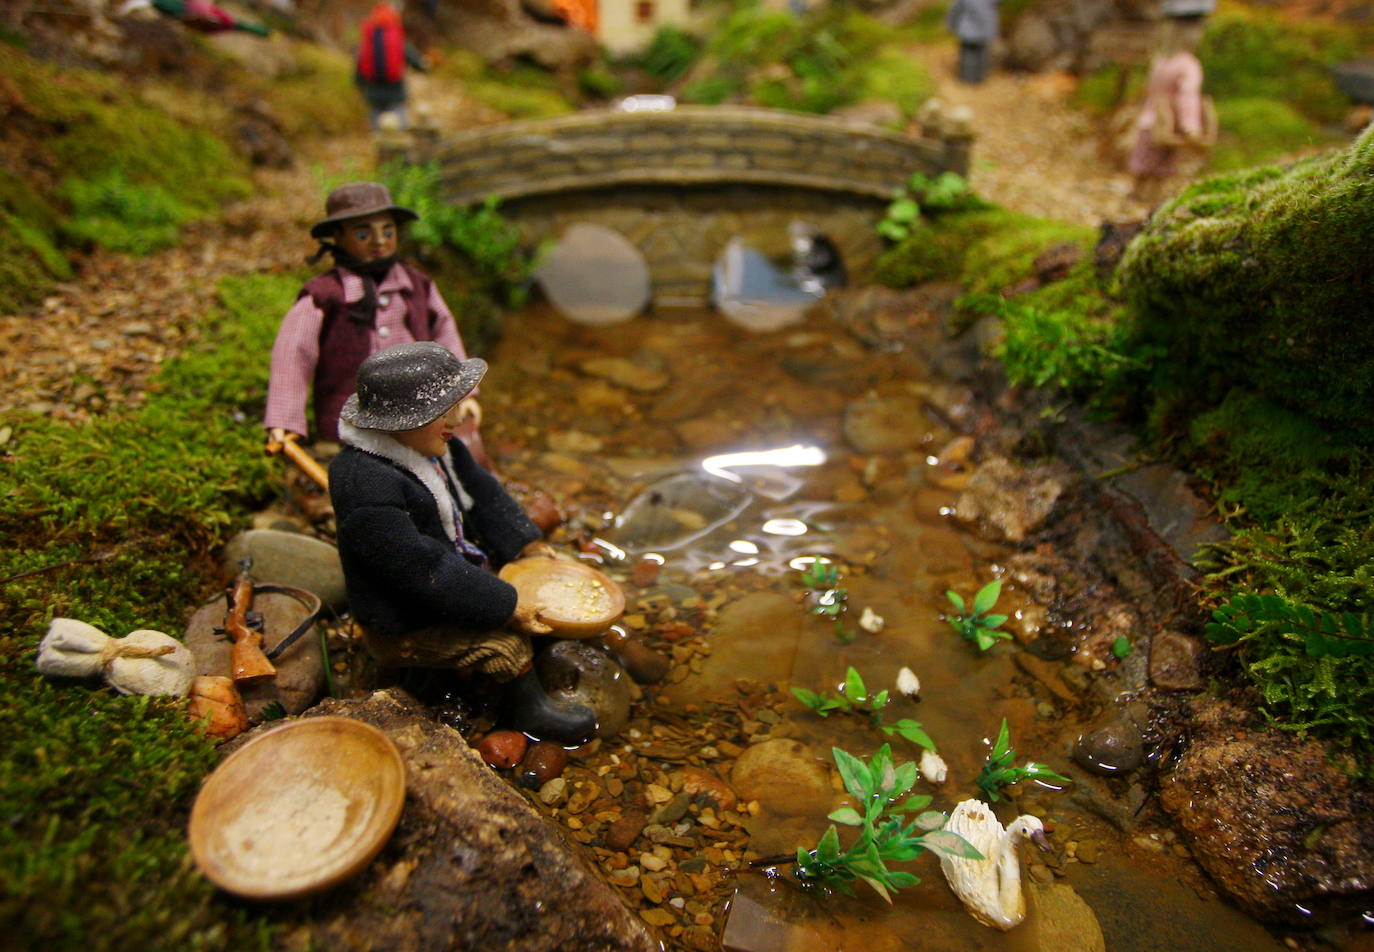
left=457, top=397, right=482, bottom=428
left=519, top=540, right=559, bottom=561
left=512, top=602, right=553, bottom=635
left=266, top=427, right=298, bottom=451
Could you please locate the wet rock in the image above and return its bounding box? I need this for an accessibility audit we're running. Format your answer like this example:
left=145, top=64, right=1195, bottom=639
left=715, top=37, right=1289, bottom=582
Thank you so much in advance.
left=729, top=738, right=832, bottom=817
left=184, top=590, right=325, bottom=718
left=579, top=356, right=668, bottom=393
left=535, top=640, right=632, bottom=739
left=1158, top=697, right=1374, bottom=924
left=519, top=741, right=569, bottom=789
left=605, top=813, right=647, bottom=851
left=221, top=528, right=347, bottom=610
left=611, top=472, right=751, bottom=553
left=1147, top=630, right=1206, bottom=691
left=1027, top=882, right=1107, bottom=952
left=1072, top=721, right=1144, bottom=777
left=679, top=766, right=737, bottom=811
left=536, top=223, right=650, bottom=326
left=289, top=689, right=658, bottom=952
left=842, top=395, right=928, bottom=454
left=479, top=730, right=529, bottom=769
left=599, top=627, right=671, bottom=684
left=954, top=457, right=1070, bottom=544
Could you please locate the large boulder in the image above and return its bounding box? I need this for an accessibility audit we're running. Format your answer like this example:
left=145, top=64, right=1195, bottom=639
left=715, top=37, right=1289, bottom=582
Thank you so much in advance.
left=1158, top=696, right=1374, bottom=924
left=270, top=688, right=660, bottom=951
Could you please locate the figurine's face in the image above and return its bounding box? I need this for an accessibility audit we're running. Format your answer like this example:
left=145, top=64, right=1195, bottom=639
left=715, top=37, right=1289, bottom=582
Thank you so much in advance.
left=392, top=398, right=465, bottom=458
left=335, top=212, right=398, bottom=262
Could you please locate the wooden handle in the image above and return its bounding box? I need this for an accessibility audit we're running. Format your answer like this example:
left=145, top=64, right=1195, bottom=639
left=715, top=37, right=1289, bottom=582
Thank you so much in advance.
left=266, top=437, right=329, bottom=490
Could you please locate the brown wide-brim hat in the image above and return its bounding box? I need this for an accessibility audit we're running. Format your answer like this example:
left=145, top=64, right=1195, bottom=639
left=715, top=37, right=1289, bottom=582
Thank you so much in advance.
left=310, top=181, right=419, bottom=239
left=340, top=343, right=486, bottom=432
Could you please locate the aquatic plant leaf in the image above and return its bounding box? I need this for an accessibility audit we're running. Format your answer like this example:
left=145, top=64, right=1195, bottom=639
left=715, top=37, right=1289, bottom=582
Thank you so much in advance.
left=921, top=829, right=984, bottom=860
left=791, top=686, right=821, bottom=709
left=828, top=807, right=863, bottom=826
left=946, top=590, right=966, bottom=612
left=973, top=579, right=1003, bottom=615
left=885, top=871, right=920, bottom=888
left=816, top=824, right=842, bottom=861
left=891, top=761, right=918, bottom=797
left=893, top=794, right=932, bottom=813
left=982, top=613, right=1008, bottom=630
left=1111, top=636, right=1133, bottom=659
left=844, top=666, right=867, bottom=701
left=913, top=810, right=946, bottom=831
left=885, top=719, right=935, bottom=751
left=833, top=747, right=873, bottom=800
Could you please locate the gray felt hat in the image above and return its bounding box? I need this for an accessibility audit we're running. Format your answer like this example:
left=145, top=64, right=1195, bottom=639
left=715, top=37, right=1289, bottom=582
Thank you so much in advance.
left=310, top=181, right=418, bottom=240
left=340, top=342, right=486, bottom=432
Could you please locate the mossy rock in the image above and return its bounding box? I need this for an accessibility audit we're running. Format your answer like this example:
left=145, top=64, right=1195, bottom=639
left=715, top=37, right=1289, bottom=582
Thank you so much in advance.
left=1117, top=125, right=1374, bottom=434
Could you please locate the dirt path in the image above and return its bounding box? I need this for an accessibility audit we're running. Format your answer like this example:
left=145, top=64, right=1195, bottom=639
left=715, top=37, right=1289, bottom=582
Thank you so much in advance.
left=920, top=44, right=1153, bottom=227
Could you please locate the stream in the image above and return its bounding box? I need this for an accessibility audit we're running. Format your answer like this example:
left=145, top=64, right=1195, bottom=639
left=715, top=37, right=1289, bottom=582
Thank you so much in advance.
left=477, top=295, right=1290, bottom=952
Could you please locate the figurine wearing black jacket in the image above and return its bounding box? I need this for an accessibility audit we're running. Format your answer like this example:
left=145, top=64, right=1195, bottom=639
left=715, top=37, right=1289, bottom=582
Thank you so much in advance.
left=329, top=342, right=595, bottom=743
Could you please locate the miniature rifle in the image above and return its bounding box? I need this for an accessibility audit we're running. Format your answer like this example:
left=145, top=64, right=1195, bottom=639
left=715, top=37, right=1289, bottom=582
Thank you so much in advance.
left=264, top=432, right=329, bottom=491
left=216, top=559, right=325, bottom=687
left=224, top=559, right=276, bottom=685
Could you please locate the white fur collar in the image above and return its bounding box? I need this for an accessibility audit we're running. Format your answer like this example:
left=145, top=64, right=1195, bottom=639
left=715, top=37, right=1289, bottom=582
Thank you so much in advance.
left=338, top=419, right=473, bottom=542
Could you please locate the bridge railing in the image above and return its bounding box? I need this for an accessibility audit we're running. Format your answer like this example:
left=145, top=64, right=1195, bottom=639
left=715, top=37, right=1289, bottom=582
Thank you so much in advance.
left=399, top=105, right=971, bottom=206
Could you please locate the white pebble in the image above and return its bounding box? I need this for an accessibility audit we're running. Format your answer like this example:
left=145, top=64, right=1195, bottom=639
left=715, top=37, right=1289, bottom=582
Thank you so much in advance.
left=859, top=607, right=885, bottom=632
left=920, top=749, right=947, bottom=784
left=896, top=666, right=920, bottom=698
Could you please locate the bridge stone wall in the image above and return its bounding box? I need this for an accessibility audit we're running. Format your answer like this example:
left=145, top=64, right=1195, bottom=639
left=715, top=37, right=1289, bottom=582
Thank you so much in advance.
left=401, top=106, right=973, bottom=306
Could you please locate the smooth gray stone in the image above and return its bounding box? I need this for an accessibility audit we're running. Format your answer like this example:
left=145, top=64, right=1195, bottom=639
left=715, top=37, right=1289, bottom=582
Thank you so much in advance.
left=611, top=471, right=751, bottom=553
left=222, top=528, right=347, bottom=610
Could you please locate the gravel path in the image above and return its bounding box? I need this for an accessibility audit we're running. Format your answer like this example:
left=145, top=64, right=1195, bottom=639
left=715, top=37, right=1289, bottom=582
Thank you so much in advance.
left=922, top=44, right=1153, bottom=227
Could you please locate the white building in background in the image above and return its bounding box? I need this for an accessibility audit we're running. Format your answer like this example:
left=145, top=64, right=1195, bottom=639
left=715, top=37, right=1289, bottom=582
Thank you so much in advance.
left=594, top=0, right=693, bottom=55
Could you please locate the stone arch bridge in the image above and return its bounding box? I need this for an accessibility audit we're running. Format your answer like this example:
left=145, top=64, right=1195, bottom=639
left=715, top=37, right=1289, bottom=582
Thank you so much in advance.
left=400, top=106, right=973, bottom=307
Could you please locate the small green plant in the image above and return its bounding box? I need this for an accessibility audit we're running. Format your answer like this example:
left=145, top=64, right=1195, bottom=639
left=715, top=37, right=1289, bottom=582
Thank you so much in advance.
left=639, top=25, right=702, bottom=83
left=1111, top=636, right=1132, bottom=659
left=793, top=744, right=981, bottom=901
left=976, top=718, right=1071, bottom=802
left=797, top=559, right=856, bottom=643
left=877, top=172, right=983, bottom=242
left=792, top=667, right=935, bottom=750
left=945, top=579, right=1011, bottom=652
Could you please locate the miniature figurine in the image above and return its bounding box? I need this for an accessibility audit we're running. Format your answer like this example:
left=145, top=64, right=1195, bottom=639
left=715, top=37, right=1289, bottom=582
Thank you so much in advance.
left=328, top=342, right=596, bottom=744
left=946, top=0, right=1000, bottom=85
left=1127, top=7, right=1216, bottom=203
left=264, top=181, right=479, bottom=453
left=355, top=2, right=428, bottom=130
left=938, top=799, right=1050, bottom=930
left=118, top=0, right=271, bottom=35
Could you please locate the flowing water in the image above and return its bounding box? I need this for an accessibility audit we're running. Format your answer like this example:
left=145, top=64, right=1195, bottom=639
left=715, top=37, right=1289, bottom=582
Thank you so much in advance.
left=481, top=298, right=1289, bottom=952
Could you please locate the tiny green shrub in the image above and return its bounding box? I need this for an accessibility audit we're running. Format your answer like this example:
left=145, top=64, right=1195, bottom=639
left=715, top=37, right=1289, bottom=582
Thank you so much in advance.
left=60, top=171, right=192, bottom=254
left=944, top=579, right=1010, bottom=652
left=792, top=667, right=936, bottom=750
left=639, top=25, right=703, bottom=83
left=792, top=745, right=980, bottom=901
left=976, top=719, right=1072, bottom=802
left=382, top=161, right=537, bottom=313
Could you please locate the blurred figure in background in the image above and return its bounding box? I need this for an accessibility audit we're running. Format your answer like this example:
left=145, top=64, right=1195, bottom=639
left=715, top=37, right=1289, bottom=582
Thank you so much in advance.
left=355, top=2, right=428, bottom=130
left=946, top=0, right=999, bottom=85
left=1127, top=2, right=1217, bottom=203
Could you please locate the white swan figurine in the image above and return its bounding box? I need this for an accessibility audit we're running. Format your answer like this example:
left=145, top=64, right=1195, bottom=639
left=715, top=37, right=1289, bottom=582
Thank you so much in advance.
left=938, top=798, right=1050, bottom=930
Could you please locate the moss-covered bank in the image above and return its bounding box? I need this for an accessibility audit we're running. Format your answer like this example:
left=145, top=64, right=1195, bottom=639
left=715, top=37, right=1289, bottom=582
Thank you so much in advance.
left=0, top=274, right=294, bottom=951
left=1117, top=123, right=1374, bottom=434
left=876, top=147, right=1374, bottom=769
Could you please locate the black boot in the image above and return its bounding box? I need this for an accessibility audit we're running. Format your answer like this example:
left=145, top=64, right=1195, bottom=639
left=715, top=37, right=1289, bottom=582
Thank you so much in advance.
left=505, top=669, right=597, bottom=745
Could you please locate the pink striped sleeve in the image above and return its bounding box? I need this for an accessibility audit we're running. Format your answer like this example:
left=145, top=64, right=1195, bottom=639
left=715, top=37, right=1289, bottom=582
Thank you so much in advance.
left=428, top=282, right=467, bottom=359
left=264, top=292, right=324, bottom=437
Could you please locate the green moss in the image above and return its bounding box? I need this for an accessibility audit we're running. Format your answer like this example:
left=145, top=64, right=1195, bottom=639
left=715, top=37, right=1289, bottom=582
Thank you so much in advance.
left=1198, top=7, right=1365, bottom=126
left=0, top=272, right=298, bottom=950
left=260, top=43, right=367, bottom=138
left=1117, top=125, right=1374, bottom=434
left=1207, top=97, right=1332, bottom=172
left=0, top=47, right=249, bottom=266
left=679, top=2, right=929, bottom=116
left=435, top=50, right=574, bottom=118
left=1072, top=63, right=1147, bottom=116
